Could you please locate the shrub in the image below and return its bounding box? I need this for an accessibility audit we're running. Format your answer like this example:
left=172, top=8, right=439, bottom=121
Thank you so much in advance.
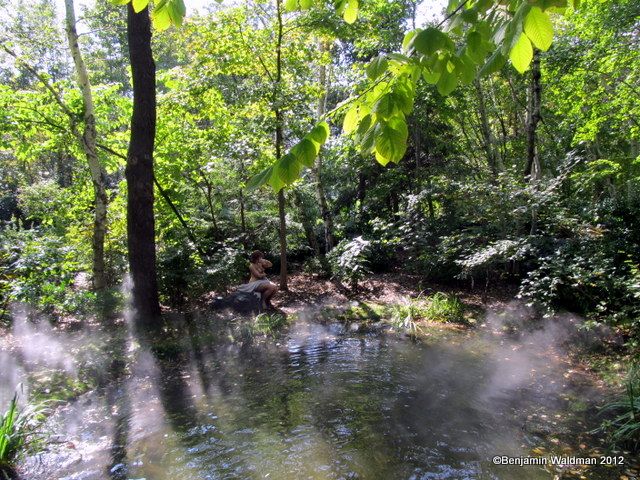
left=1, top=229, right=95, bottom=316
left=328, top=236, right=371, bottom=291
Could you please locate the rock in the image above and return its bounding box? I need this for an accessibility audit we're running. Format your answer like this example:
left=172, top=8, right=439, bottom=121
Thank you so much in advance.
left=211, top=291, right=262, bottom=314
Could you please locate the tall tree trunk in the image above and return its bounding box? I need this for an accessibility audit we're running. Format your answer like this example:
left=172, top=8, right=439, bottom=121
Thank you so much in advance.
left=275, top=0, right=288, bottom=290
left=524, top=49, right=542, bottom=236
left=474, top=79, right=502, bottom=178
left=126, top=4, right=160, bottom=321
left=313, top=40, right=335, bottom=252
left=239, top=189, right=246, bottom=234
left=524, top=50, right=542, bottom=180
left=64, top=0, right=109, bottom=290
left=293, top=189, right=320, bottom=256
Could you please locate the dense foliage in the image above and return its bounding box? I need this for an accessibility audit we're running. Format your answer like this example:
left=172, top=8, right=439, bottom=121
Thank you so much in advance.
left=0, top=0, right=637, bottom=344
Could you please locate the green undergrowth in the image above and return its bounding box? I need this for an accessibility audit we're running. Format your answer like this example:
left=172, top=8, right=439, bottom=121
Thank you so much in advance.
left=335, top=293, right=472, bottom=333
left=0, top=393, right=48, bottom=479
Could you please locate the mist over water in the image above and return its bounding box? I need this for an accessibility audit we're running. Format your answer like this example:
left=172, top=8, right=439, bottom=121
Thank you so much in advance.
left=0, top=300, right=614, bottom=479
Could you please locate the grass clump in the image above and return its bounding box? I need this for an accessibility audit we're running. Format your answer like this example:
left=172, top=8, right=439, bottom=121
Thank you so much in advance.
left=597, top=362, right=640, bottom=451
left=422, top=293, right=466, bottom=324
left=337, top=293, right=468, bottom=333
left=0, top=393, right=46, bottom=479
left=253, top=312, right=289, bottom=335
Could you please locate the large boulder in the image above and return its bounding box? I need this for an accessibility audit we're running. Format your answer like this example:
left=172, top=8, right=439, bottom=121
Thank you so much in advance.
left=211, top=291, right=262, bottom=314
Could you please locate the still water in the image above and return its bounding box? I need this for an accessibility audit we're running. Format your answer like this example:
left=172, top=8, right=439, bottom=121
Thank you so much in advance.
left=0, top=305, right=613, bottom=479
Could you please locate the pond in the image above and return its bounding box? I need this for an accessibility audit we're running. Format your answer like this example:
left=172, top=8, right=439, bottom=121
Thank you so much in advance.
left=0, top=303, right=628, bottom=479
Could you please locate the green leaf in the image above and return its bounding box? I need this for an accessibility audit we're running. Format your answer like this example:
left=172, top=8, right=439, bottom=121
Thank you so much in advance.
left=343, top=0, right=358, bottom=24
left=132, top=0, right=148, bottom=12
left=479, top=49, right=506, bottom=77
left=268, top=167, right=286, bottom=192
left=374, top=117, right=408, bottom=165
left=461, top=8, right=478, bottom=23
left=422, top=68, right=441, bottom=85
left=152, top=0, right=186, bottom=30
left=437, top=69, right=458, bottom=95
left=413, top=27, right=447, bottom=56
left=300, top=0, right=313, bottom=9
left=247, top=166, right=273, bottom=190
left=524, top=7, right=554, bottom=51
left=358, top=118, right=376, bottom=154
left=275, top=153, right=301, bottom=186
left=402, top=30, right=419, bottom=54
left=152, top=8, right=172, bottom=30
left=509, top=33, right=533, bottom=73
left=366, top=55, right=388, bottom=80
left=308, top=121, right=330, bottom=145
left=284, top=0, right=298, bottom=11
left=343, top=104, right=369, bottom=134
left=291, top=138, right=318, bottom=168
left=453, top=55, right=476, bottom=85
left=373, top=93, right=397, bottom=120
left=356, top=114, right=372, bottom=138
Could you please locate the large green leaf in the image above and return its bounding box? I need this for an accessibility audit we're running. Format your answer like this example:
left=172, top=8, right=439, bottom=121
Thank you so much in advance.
left=437, top=69, right=458, bottom=96
left=132, top=0, right=149, bottom=13
left=343, top=0, right=358, bottom=24
left=509, top=33, right=533, bottom=73
left=413, top=27, right=448, bottom=56
left=343, top=104, right=370, bottom=134
left=479, top=49, right=506, bottom=77
left=247, top=166, right=273, bottom=190
left=373, top=93, right=397, bottom=120
left=524, top=7, right=554, bottom=51
left=402, top=30, right=419, bottom=54
left=268, top=167, right=286, bottom=192
left=308, top=122, right=330, bottom=145
left=291, top=138, right=319, bottom=168
left=366, top=55, right=388, bottom=80
left=284, top=0, right=298, bottom=11
left=374, top=117, right=408, bottom=165
left=275, top=153, right=301, bottom=186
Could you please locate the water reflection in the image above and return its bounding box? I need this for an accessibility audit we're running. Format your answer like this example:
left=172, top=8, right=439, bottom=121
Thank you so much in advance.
left=0, top=305, right=609, bottom=479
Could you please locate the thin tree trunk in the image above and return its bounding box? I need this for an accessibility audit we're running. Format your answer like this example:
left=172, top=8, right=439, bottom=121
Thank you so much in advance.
left=153, top=175, right=206, bottom=258
left=239, top=189, right=246, bottom=234
left=126, top=4, right=160, bottom=321
left=275, top=0, right=288, bottom=290
left=474, top=79, right=502, bottom=178
left=65, top=0, right=109, bottom=290
left=524, top=50, right=542, bottom=179
left=524, top=49, right=542, bottom=236
left=293, top=189, right=320, bottom=256
left=313, top=39, right=335, bottom=252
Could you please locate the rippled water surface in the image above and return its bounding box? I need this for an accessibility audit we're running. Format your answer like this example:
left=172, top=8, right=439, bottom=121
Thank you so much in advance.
left=0, top=306, right=615, bottom=479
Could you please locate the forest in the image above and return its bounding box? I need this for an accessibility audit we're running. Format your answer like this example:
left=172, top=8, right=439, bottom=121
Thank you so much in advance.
left=0, top=0, right=639, bottom=478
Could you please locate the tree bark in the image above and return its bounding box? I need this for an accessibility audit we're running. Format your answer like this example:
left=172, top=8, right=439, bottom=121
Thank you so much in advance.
left=524, top=49, right=542, bottom=236
left=474, top=79, right=502, bottom=179
left=313, top=39, right=335, bottom=252
left=275, top=0, right=288, bottom=290
left=126, top=4, right=160, bottom=321
left=524, top=49, right=542, bottom=180
left=64, top=0, right=109, bottom=290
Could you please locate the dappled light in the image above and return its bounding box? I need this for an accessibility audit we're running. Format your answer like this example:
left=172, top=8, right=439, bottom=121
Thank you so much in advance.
left=1, top=0, right=639, bottom=478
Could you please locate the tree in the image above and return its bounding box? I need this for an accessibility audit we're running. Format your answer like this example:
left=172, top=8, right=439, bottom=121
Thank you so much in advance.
left=64, top=0, right=109, bottom=290
left=125, top=3, right=161, bottom=321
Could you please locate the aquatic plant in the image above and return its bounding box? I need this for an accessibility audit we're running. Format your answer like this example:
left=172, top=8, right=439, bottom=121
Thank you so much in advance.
left=0, top=393, right=46, bottom=479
